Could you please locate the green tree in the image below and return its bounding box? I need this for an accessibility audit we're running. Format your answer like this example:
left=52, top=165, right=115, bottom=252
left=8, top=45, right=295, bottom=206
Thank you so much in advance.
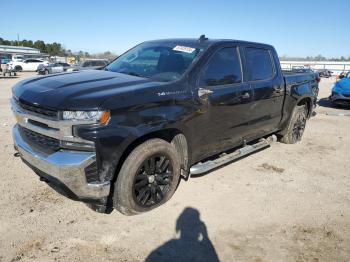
left=33, top=40, right=46, bottom=53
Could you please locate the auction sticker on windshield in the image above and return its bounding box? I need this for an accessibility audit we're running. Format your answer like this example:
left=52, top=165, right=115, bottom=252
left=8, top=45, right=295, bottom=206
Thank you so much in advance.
left=173, top=45, right=195, bottom=53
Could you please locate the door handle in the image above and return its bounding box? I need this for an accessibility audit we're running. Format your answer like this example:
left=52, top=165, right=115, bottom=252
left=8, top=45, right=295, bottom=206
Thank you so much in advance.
left=198, top=88, right=213, bottom=98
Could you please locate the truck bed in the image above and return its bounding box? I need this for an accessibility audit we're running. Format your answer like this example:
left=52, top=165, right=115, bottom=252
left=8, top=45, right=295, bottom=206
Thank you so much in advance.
left=282, top=70, right=317, bottom=82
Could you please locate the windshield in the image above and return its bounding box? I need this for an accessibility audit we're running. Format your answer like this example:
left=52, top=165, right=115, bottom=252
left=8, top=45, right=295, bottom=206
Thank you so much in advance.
left=106, top=42, right=204, bottom=82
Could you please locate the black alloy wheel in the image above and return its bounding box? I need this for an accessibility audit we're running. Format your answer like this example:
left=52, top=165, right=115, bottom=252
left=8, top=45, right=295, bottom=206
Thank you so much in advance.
left=280, top=105, right=308, bottom=144
left=133, top=155, right=173, bottom=207
left=291, top=113, right=306, bottom=141
left=113, top=138, right=181, bottom=215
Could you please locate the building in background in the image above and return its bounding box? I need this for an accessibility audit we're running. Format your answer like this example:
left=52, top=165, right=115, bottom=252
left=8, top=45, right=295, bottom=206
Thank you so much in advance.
left=0, top=45, right=49, bottom=61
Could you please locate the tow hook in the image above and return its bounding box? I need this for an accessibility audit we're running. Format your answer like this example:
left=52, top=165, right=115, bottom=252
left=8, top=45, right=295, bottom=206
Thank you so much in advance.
left=14, top=145, right=20, bottom=157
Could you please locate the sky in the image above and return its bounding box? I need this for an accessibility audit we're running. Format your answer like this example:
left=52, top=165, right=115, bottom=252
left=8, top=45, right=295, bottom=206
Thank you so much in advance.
left=1, top=0, right=350, bottom=57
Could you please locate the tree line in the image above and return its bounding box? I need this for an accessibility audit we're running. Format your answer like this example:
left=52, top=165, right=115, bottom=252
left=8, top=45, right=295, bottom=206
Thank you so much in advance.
left=0, top=38, right=66, bottom=56
left=0, top=37, right=117, bottom=59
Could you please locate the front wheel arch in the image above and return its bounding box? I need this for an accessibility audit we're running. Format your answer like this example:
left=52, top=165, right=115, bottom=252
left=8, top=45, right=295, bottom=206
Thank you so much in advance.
left=113, top=138, right=181, bottom=215
left=110, top=128, right=190, bottom=184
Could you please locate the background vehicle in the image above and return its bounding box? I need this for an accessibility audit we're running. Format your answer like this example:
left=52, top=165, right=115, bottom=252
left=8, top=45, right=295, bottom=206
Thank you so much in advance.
left=317, top=69, right=333, bottom=78
left=12, top=37, right=318, bottom=215
left=9, top=58, right=48, bottom=71
left=73, top=59, right=108, bottom=71
left=331, top=74, right=350, bottom=107
left=0, top=57, right=12, bottom=65
left=337, top=71, right=350, bottom=79
left=1, top=58, right=17, bottom=76
left=291, top=66, right=313, bottom=73
left=12, top=55, right=25, bottom=62
left=37, top=62, right=72, bottom=75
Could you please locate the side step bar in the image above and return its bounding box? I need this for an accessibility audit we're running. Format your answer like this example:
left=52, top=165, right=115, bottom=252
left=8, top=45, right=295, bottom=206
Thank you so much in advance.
left=190, top=135, right=277, bottom=175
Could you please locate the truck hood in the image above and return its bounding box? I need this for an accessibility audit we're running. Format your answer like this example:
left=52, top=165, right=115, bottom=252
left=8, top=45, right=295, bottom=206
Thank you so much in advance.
left=12, top=70, right=160, bottom=110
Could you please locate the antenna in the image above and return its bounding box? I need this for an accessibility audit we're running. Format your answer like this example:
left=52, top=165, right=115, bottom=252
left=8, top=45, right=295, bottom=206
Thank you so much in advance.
left=199, top=34, right=208, bottom=42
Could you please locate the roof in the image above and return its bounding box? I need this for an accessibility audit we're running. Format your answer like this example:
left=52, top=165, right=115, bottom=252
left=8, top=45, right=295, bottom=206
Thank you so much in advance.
left=145, top=38, right=273, bottom=49
left=0, top=45, right=40, bottom=54
left=0, top=45, right=39, bottom=51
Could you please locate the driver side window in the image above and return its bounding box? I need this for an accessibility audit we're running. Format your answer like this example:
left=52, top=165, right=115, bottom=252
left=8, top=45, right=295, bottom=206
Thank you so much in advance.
left=199, top=47, right=242, bottom=87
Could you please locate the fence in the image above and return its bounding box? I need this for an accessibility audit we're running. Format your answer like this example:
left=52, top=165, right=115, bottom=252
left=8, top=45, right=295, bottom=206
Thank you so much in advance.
left=280, top=61, right=350, bottom=75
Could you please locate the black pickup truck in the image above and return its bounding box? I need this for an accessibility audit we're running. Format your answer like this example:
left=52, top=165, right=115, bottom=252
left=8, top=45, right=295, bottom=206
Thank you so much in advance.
left=12, top=36, right=318, bottom=215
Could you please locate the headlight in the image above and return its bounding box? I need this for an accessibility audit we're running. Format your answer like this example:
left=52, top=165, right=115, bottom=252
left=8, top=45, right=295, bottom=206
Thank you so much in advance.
left=62, top=110, right=110, bottom=124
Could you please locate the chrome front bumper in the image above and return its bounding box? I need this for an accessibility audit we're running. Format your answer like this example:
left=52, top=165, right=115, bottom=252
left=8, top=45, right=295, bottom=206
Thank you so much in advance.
left=13, top=124, right=110, bottom=199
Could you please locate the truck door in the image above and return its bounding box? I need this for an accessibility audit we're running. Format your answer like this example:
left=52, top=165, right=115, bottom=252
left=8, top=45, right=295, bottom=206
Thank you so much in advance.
left=242, top=46, right=284, bottom=139
left=190, top=46, right=254, bottom=160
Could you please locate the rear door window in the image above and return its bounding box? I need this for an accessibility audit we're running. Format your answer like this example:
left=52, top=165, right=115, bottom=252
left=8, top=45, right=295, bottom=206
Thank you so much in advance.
left=245, top=47, right=274, bottom=81
left=199, top=47, right=242, bottom=87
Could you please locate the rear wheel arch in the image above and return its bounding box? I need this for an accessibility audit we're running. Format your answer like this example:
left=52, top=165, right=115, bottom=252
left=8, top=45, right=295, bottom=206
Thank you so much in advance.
left=296, top=97, right=313, bottom=118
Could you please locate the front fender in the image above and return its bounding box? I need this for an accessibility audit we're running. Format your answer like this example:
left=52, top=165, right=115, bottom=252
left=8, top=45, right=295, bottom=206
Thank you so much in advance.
left=77, top=101, right=194, bottom=183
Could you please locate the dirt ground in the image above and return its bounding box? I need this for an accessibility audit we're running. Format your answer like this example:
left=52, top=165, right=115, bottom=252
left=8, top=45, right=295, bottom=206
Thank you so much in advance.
left=0, top=73, right=349, bottom=262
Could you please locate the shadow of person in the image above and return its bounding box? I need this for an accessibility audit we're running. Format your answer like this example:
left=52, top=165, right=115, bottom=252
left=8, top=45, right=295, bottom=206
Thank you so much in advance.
left=146, top=207, right=219, bottom=262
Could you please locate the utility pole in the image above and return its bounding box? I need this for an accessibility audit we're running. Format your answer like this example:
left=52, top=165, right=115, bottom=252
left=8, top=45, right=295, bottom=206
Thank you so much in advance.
left=17, top=34, right=20, bottom=46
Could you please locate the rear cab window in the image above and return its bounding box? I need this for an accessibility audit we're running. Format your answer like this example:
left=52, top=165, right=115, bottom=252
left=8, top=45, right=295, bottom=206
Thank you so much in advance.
left=199, top=47, right=242, bottom=87
left=244, top=47, right=275, bottom=81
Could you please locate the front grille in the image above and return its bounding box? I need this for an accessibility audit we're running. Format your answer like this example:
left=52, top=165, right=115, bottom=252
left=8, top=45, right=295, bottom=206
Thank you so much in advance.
left=19, top=126, right=60, bottom=152
left=18, top=100, right=58, bottom=118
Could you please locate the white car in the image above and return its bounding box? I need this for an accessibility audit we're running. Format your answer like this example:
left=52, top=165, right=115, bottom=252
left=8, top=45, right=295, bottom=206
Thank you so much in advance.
left=9, top=59, right=49, bottom=72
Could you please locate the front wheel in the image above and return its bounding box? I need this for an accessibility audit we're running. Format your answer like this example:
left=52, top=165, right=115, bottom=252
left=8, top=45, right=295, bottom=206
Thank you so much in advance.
left=113, top=138, right=181, bottom=215
left=280, top=105, right=308, bottom=144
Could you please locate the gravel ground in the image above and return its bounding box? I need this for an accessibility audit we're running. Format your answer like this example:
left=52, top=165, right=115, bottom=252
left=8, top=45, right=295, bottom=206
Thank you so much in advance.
left=0, top=73, right=349, bottom=262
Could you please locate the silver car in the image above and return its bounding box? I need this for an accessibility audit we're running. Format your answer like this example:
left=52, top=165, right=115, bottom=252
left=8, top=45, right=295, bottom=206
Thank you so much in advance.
left=73, top=59, right=109, bottom=71
left=37, top=62, right=73, bottom=75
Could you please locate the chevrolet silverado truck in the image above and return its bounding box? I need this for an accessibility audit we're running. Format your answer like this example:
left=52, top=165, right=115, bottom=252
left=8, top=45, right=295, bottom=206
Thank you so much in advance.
left=12, top=36, right=318, bottom=215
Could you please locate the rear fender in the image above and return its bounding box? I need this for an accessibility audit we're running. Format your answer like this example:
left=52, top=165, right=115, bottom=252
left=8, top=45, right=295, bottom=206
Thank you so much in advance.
left=279, top=80, right=314, bottom=132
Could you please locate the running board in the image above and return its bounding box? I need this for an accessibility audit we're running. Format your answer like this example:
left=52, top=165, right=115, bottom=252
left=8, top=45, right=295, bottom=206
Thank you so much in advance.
left=190, top=135, right=277, bottom=175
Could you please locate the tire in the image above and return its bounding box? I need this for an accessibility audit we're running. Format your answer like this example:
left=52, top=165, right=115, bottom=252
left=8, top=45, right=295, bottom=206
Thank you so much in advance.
left=113, top=138, right=181, bottom=215
left=280, top=105, right=308, bottom=144
left=15, top=66, right=22, bottom=72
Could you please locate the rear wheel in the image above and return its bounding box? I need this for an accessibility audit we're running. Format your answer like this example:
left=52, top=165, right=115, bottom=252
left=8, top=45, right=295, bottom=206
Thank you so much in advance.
left=280, top=105, right=308, bottom=144
left=113, top=138, right=181, bottom=215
